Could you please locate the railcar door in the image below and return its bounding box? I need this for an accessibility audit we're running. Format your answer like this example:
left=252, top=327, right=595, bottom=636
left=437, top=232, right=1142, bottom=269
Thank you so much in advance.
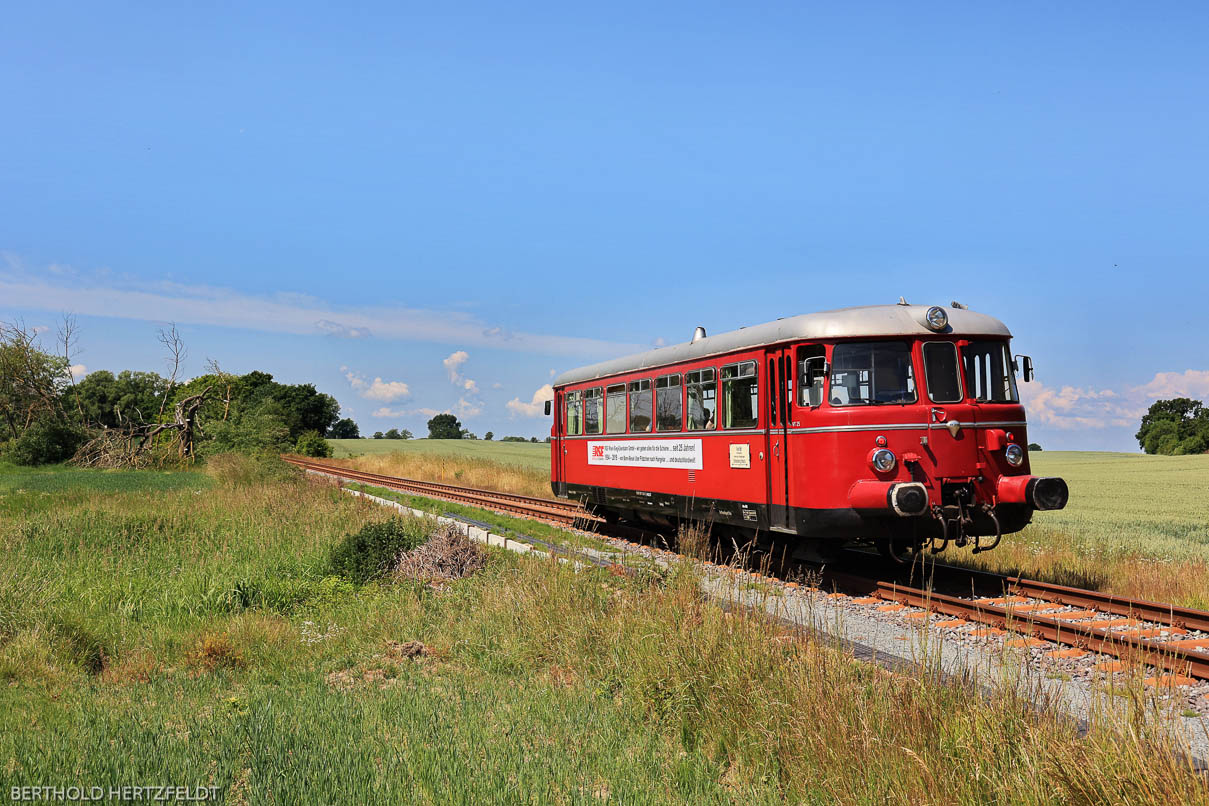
left=553, top=388, right=565, bottom=495
left=764, top=347, right=793, bottom=531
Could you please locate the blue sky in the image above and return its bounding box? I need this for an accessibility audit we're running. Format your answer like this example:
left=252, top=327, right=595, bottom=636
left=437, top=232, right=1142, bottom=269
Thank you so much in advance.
left=3, top=1, right=1207, bottom=448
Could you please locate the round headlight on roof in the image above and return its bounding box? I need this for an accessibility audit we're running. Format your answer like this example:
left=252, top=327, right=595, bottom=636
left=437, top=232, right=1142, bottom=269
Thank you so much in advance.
left=925, top=306, right=949, bottom=331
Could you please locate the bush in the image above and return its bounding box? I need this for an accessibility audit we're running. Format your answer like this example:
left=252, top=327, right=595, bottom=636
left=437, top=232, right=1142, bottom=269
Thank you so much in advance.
left=1028, top=443, right=1042, bottom=451
left=5, top=417, right=87, bottom=465
left=328, top=517, right=431, bottom=584
left=204, top=452, right=301, bottom=486
left=203, top=410, right=292, bottom=456
left=295, top=430, right=333, bottom=458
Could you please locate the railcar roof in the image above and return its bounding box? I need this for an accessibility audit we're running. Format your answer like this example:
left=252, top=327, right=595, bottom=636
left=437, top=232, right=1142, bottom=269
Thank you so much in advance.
left=552, top=304, right=1012, bottom=387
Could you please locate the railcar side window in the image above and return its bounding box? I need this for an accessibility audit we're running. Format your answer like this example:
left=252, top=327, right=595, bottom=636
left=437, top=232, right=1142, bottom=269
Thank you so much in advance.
left=565, top=391, right=583, bottom=436
left=829, top=342, right=916, bottom=406
left=628, top=379, right=652, bottom=432
left=963, top=341, right=1019, bottom=403
left=922, top=342, right=963, bottom=403
left=583, top=387, right=603, bottom=434
left=796, top=345, right=826, bottom=407
left=686, top=369, right=716, bottom=430
left=655, top=374, right=683, bottom=431
left=605, top=384, right=627, bottom=433
left=721, top=361, right=758, bottom=429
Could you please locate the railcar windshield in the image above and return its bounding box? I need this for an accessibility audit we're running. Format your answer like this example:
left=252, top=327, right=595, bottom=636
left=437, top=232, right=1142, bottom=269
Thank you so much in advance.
left=829, top=341, right=917, bottom=406
left=922, top=342, right=962, bottom=403
left=963, top=341, right=1019, bottom=403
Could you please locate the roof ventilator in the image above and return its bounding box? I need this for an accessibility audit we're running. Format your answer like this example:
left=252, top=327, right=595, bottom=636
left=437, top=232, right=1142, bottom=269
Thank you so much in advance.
left=691, top=326, right=707, bottom=343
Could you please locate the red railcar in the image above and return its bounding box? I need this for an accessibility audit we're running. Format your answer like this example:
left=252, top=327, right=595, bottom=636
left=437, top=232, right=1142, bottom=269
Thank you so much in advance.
left=549, top=303, right=1068, bottom=557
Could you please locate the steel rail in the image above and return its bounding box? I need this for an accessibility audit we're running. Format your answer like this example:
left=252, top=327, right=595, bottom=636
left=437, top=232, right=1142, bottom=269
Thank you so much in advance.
left=1004, top=577, right=1209, bottom=633
left=875, top=581, right=1209, bottom=680
left=283, top=457, right=595, bottom=525
left=284, top=456, right=584, bottom=511
left=846, top=549, right=1209, bottom=634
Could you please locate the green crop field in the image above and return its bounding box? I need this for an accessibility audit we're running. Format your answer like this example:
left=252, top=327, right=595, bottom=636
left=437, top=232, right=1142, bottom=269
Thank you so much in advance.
left=329, top=437, right=550, bottom=470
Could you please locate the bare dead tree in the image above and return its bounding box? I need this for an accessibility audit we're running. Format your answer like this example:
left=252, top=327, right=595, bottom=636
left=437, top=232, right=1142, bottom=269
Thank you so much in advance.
left=205, top=357, right=235, bottom=422
left=58, top=314, right=85, bottom=421
left=156, top=323, right=187, bottom=418
left=73, top=386, right=212, bottom=468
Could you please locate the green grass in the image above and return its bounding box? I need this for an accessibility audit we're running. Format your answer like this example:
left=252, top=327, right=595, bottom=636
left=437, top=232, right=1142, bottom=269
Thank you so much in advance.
left=2, top=461, right=1207, bottom=803
left=329, top=437, right=550, bottom=470
left=342, top=480, right=618, bottom=555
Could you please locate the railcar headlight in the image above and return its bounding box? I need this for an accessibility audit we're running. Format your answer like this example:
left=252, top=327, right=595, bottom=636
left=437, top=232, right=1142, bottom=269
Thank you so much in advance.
left=925, top=306, right=949, bottom=331
left=1004, top=443, right=1024, bottom=467
left=871, top=448, right=897, bottom=473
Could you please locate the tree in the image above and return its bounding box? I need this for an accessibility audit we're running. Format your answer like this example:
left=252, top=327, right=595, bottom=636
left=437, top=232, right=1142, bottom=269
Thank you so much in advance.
left=460, top=429, right=477, bottom=439
left=372, top=431, right=384, bottom=439
left=0, top=321, right=72, bottom=442
left=484, top=431, right=494, bottom=440
left=1135, top=398, right=1209, bottom=455
left=1027, top=443, right=1042, bottom=452
left=295, top=430, right=333, bottom=458
left=75, top=370, right=168, bottom=429
left=6, top=416, right=87, bottom=466
left=329, top=418, right=360, bottom=439
left=427, top=413, right=462, bottom=439
left=384, top=428, right=402, bottom=439
left=530, top=437, right=538, bottom=443
left=399, top=428, right=412, bottom=439
left=266, top=383, right=340, bottom=438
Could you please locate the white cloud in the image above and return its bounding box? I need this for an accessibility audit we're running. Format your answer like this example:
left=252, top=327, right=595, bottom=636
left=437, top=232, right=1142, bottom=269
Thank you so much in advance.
left=443, top=351, right=469, bottom=381
left=342, top=367, right=411, bottom=401
left=1, top=256, right=644, bottom=358
left=454, top=397, right=482, bottom=418
left=1021, top=369, right=1209, bottom=431
left=507, top=384, right=554, bottom=417
left=371, top=397, right=481, bottom=420
left=652, top=337, right=667, bottom=347
left=69, top=364, right=87, bottom=380
left=548, top=369, right=556, bottom=378
left=491, top=382, right=503, bottom=390
left=316, top=319, right=371, bottom=339
left=1133, top=369, right=1209, bottom=402
left=441, top=351, right=482, bottom=411
left=32, top=325, right=50, bottom=335
left=363, top=379, right=411, bottom=401
left=371, top=407, right=408, bottom=418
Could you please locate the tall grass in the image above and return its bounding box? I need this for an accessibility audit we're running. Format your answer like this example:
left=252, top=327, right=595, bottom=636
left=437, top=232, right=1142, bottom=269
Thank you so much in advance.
left=2, top=462, right=1206, bottom=801
left=334, top=451, right=552, bottom=498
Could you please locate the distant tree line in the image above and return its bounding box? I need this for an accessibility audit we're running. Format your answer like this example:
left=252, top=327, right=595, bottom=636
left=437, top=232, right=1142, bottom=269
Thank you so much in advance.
left=1136, top=398, right=1209, bottom=455
left=372, top=428, right=413, bottom=440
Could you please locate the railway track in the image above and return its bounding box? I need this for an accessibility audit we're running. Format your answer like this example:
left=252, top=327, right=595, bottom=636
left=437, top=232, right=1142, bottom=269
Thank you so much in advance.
left=283, top=456, right=596, bottom=525
left=286, top=455, right=1209, bottom=682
